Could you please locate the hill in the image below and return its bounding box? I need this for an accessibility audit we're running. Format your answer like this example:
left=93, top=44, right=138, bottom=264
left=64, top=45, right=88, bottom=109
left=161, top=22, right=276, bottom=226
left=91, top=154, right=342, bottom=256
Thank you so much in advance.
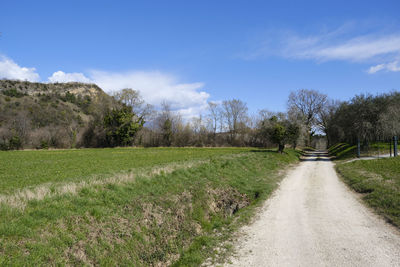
left=0, top=79, right=119, bottom=149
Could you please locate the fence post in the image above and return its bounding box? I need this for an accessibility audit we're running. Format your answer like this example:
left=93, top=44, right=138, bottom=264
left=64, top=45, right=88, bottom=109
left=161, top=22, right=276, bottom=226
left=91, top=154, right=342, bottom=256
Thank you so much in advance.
left=357, top=138, right=361, bottom=158
left=394, top=136, right=398, bottom=157
left=390, top=138, right=392, bottom=157
left=378, top=139, right=380, bottom=159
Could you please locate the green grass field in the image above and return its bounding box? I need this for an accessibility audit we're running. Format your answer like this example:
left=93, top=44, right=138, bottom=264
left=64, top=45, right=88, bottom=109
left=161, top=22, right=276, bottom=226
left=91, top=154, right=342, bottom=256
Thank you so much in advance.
left=336, top=157, right=400, bottom=227
left=0, top=147, right=300, bottom=266
left=0, top=147, right=251, bottom=194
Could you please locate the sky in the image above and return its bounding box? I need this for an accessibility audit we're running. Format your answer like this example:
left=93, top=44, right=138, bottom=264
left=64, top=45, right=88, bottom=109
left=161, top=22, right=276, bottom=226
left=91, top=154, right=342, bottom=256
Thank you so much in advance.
left=1, top=0, right=400, bottom=118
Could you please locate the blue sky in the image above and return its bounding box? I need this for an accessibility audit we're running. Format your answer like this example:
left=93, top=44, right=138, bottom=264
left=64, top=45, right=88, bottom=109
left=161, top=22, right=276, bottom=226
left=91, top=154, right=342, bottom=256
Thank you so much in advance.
left=1, top=0, right=400, bottom=117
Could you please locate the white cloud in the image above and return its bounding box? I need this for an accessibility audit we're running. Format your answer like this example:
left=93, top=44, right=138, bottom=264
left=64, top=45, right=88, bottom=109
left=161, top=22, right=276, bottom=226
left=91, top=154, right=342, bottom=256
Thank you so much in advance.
left=47, top=70, right=210, bottom=119
left=368, top=61, right=400, bottom=74
left=90, top=70, right=210, bottom=119
left=367, top=63, right=386, bottom=74
left=48, top=71, right=92, bottom=83
left=0, top=56, right=40, bottom=81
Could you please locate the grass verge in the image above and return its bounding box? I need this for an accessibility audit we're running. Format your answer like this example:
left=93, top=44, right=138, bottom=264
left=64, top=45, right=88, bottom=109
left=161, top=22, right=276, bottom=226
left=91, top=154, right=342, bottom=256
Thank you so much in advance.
left=336, top=157, right=400, bottom=227
left=329, top=142, right=392, bottom=160
left=0, top=148, right=300, bottom=266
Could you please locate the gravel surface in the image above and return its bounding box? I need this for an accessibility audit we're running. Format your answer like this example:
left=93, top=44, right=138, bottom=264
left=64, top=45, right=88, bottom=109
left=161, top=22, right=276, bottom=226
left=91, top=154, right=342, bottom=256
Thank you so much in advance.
left=226, top=152, right=400, bottom=267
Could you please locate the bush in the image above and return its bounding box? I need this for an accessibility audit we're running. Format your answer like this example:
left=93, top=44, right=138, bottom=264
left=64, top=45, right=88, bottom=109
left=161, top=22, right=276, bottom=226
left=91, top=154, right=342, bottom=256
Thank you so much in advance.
left=8, top=136, right=22, bottom=150
left=39, top=140, right=49, bottom=149
left=0, top=142, right=8, bottom=151
left=103, top=106, right=144, bottom=147
left=2, top=88, right=26, bottom=98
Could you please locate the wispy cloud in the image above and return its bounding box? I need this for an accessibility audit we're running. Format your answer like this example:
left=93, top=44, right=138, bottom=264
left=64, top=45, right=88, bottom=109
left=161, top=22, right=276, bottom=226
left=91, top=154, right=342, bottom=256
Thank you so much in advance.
left=0, top=55, right=40, bottom=81
left=367, top=61, right=400, bottom=74
left=284, top=34, right=400, bottom=62
left=243, top=24, right=400, bottom=74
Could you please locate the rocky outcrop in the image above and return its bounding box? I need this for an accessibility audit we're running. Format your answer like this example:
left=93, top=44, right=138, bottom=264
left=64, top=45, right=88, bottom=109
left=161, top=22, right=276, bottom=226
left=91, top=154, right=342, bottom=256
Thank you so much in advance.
left=0, top=79, right=104, bottom=98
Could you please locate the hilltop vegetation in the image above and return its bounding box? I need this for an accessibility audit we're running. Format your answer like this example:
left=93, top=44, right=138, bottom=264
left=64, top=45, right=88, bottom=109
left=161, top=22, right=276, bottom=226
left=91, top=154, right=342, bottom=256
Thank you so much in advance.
left=0, top=80, right=144, bottom=150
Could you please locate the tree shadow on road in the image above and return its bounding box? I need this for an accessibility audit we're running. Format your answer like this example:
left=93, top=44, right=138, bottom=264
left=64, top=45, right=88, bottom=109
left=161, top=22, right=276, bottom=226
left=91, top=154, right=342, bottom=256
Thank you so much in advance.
left=300, top=151, right=332, bottom=162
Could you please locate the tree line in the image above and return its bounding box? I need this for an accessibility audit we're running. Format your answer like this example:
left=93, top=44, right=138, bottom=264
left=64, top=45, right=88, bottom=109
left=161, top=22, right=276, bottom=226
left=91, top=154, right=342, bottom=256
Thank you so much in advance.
left=321, top=91, right=400, bottom=146
left=98, top=88, right=308, bottom=151
left=1, top=79, right=399, bottom=151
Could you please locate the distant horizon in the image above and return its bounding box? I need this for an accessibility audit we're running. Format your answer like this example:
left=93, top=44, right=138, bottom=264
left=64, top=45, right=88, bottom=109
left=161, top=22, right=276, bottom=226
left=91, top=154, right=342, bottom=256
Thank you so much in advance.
left=1, top=0, right=400, bottom=117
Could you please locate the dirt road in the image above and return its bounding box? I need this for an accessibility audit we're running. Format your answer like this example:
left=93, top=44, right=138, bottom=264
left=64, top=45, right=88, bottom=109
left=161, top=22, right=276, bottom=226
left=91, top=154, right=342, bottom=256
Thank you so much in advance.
left=227, top=152, right=400, bottom=266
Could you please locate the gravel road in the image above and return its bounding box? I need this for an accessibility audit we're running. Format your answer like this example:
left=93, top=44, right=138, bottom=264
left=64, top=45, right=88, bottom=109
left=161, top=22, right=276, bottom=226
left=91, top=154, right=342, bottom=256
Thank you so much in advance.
left=226, top=152, right=400, bottom=266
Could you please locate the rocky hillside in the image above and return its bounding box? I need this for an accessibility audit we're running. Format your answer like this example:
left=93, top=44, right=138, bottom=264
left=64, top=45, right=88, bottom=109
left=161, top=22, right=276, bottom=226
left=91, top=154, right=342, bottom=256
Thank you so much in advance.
left=0, top=79, right=119, bottom=149
left=0, top=80, right=104, bottom=98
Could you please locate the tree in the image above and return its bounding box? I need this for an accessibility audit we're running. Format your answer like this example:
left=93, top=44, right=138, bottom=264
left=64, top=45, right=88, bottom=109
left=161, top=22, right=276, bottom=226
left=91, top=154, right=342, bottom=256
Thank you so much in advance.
left=156, top=102, right=175, bottom=147
left=288, top=89, right=327, bottom=146
left=207, top=101, right=221, bottom=140
left=286, top=122, right=300, bottom=149
left=103, top=105, right=144, bottom=147
left=173, top=121, right=193, bottom=147
left=113, top=88, right=153, bottom=121
left=316, top=100, right=340, bottom=147
left=270, top=122, right=287, bottom=153
left=260, top=115, right=300, bottom=153
left=162, top=118, right=172, bottom=146
left=320, top=92, right=400, bottom=145
left=222, top=99, right=248, bottom=144
left=379, top=104, right=400, bottom=139
left=11, top=113, right=30, bottom=147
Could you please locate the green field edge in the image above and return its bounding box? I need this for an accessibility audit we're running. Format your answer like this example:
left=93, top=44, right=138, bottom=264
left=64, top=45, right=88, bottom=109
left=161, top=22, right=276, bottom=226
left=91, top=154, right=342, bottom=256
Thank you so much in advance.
left=0, top=149, right=301, bottom=266
left=328, top=142, right=393, bottom=161
left=334, top=159, right=400, bottom=229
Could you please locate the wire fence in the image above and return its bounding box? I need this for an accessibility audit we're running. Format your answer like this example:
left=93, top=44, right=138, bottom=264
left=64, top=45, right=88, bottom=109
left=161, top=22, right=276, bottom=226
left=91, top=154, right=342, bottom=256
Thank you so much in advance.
left=356, top=136, right=398, bottom=158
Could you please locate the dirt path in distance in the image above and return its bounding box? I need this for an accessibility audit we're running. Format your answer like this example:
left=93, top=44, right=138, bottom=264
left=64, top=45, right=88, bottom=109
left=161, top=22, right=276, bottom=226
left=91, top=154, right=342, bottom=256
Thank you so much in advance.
left=226, top=152, right=400, bottom=267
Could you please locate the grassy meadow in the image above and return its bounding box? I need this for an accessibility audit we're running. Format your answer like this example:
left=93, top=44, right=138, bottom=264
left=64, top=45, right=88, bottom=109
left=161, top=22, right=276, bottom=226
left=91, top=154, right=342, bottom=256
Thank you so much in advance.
left=0, top=147, right=251, bottom=194
left=336, top=157, right=400, bottom=227
left=0, top=147, right=300, bottom=266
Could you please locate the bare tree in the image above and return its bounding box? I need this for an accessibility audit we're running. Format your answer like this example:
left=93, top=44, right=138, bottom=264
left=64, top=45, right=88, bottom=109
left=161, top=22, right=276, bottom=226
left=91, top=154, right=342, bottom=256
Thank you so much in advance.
left=154, top=102, right=175, bottom=146
left=207, top=101, right=221, bottom=138
left=113, top=88, right=153, bottom=121
left=258, top=109, right=274, bottom=122
left=11, top=113, right=30, bottom=146
left=288, top=89, right=327, bottom=146
left=191, top=115, right=208, bottom=146
left=222, top=99, right=248, bottom=144
left=317, top=99, right=340, bottom=147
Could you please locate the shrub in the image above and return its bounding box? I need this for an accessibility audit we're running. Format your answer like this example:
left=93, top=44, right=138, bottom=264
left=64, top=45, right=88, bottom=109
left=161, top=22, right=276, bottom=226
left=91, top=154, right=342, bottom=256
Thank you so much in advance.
left=2, top=88, right=26, bottom=98
left=8, top=136, right=22, bottom=150
left=40, top=140, right=49, bottom=149
left=103, top=106, right=144, bottom=147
